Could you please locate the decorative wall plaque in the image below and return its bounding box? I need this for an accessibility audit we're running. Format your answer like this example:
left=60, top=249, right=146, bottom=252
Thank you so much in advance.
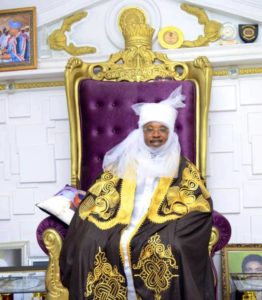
left=239, top=24, right=258, bottom=43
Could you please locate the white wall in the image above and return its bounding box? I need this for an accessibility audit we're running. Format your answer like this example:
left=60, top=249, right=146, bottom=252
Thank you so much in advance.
left=0, top=87, right=70, bottom=257
left=1, top=0, right=262, bottom=298
left=208, top=77, right=262, bottom=243
left=207, top=76, right=262, bottom=299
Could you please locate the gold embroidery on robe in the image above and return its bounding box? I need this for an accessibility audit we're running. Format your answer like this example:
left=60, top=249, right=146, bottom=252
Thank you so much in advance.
left=85, top=248, right=127, bottom=300
left=79, top=171, right=136, bottom=230
left=133, top=233, right=178, bottom=300
left=79, top=195, right=95, bottom=219
left=148, top=160, right=211, bottom=223
left=79, top=171, right=120, bottom=221
left=161, top=160, right=210, bottom=216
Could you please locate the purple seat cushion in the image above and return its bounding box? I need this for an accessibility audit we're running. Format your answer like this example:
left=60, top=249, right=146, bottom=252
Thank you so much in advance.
left=79, top=79, right=196, bottom=190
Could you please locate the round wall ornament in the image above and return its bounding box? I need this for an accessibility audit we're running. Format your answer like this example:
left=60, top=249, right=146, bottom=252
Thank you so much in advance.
left=158, top=26, right=184, bottom=49
left=220, top=22, right=237, bottom=41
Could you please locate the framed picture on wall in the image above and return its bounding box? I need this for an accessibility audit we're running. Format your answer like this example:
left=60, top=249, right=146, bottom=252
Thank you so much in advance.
left=0, top=241, right=29, bottom=267
left=0, top=6, right=37, bottom=72
left=28, top=256, right=49, bottom=268
left=222, top=244, right=262, bottom=300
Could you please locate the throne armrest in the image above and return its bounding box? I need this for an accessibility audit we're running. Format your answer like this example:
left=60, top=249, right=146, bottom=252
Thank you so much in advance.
left=210, top=210, right=231, bottom=255
left=208, top=211, right=231, bottom=298
left=36, top=216, right=68, bottom=255
left=36, top=216, right=69, bottom=300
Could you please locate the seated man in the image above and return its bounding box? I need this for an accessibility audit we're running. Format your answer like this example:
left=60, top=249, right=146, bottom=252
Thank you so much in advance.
left=59, top=86, right=215, bottom=300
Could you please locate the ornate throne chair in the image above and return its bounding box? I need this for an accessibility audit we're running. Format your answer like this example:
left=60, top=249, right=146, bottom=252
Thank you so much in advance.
left=37, top=9, right=231, bottom=300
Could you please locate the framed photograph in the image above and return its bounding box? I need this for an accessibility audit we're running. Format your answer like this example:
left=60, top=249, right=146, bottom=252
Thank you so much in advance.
left=28, top=256, right=49, bottom=268
left=0, top=241, right=29, bottom=267
left=0, top=7, right=37, bottom=72
left=0, top=266, right=46, bottom=294
left=222, top=244, right=262, bottom=300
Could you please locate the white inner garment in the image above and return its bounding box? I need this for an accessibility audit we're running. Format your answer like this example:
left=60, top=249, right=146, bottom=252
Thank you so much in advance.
left=120, top=174, right=158, bottom=300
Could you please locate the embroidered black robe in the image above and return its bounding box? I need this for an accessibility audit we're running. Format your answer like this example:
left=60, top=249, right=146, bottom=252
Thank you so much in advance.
left=60, top=157, right=215, bottom=300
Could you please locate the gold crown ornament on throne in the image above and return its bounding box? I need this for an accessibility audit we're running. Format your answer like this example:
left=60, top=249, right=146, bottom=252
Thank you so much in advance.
left=119, top=8, right=155, bottom=49
left=84, top=7, right=189, bottom=82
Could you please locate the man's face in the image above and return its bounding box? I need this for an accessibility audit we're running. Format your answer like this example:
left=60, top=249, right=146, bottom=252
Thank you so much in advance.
left=143, top=121, right=169, bottom=148
left=9, top=28, right=19, bottom=37
left=244, top=261, right=262, bottom=273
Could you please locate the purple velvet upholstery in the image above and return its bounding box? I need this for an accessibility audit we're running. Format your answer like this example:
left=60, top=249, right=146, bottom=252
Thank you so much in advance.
left=36, top=216, right=68, bottom=255
left=79, top=79, right=196, bottom=191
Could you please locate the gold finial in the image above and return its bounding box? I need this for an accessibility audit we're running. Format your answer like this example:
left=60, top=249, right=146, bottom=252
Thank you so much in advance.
left=119, top=8, right=155, bottom=49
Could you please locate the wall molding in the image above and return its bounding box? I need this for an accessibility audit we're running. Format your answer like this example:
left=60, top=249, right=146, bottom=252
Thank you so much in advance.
left=0, top=81, right=65, bottom=92
left=0, top=42, right=262, bottom=84
left=1, top=66, right=262, bottom=92
left=185, top=0, right=262, bottom=23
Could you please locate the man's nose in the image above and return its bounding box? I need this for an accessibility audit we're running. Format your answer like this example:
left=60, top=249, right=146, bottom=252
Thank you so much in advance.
left=152, top=130, right=160, bottom=137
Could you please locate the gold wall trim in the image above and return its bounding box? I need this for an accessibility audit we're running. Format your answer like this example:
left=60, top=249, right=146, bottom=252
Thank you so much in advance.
left=1, top=67, right=262, bottom=93
left=15, top=81, right=65, bottom=89
left=213, top=67, right=262, bottom=77
left=0, top=81, right=64, bottom=91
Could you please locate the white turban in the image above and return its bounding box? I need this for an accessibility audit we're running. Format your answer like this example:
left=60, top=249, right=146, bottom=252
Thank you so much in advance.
left=132, top=85, right=186, bottom=130
left=103, top=86, right=186, bottom=180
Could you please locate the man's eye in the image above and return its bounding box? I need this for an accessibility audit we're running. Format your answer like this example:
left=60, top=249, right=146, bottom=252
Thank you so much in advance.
left=159, top=127, right=168, bottom=133
left=144, top=128, right=153, bottom=133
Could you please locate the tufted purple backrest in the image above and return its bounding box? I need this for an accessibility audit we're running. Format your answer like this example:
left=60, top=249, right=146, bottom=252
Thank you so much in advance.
left=78, top=79, right=196, bottom=190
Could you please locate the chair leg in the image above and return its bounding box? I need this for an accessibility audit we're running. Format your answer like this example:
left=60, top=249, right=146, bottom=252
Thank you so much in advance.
left=43, top=229, right=69, bottom=300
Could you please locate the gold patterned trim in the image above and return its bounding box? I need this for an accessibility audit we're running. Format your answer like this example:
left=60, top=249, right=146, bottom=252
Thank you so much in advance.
left=147, top=177, right=173, bottom=222
left=119, top=227, right=127, bottom=268
left=15, top=81, right=64, bottom=89
left=133, top=233, right=178, bottom=300
left=148, top=161, right=211, bottom=224
left=213, top=67, right=262, bottom=77
left=125, top=212, right=149, bottom=277
left=0, top=66, right=262, bottom=93
left=0, top=81, right=65, bottom=91
left=79, top=171, right=120, bottom=223
left=80, top=172, right=136, bottom=230
left=85, top=248, right=127, bottom=299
